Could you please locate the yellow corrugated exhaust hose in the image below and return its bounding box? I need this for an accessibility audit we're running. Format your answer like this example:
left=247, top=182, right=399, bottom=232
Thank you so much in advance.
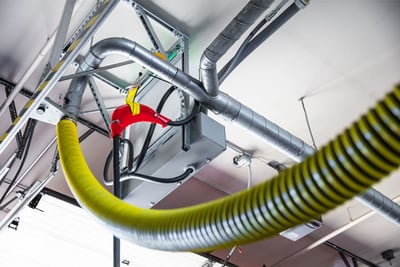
left=57, top=85, right=400, bottom=252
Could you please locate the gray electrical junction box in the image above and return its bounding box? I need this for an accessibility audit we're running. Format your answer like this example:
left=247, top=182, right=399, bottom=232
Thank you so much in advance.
left=122, top=112, right=226, bottom=208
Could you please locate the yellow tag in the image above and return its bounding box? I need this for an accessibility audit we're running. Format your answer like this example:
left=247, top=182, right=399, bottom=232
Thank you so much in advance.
left=126, top=87, right=140, bottom=115
left=153, top=51, right=167, bottom=61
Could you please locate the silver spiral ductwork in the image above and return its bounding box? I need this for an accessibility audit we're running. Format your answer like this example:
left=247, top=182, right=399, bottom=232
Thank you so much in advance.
left=199, top=0, right=275, bottom=97
left=64, top=38, right=314, bottom=161
left=64, top=37, right=400, bottom=227
left=357, top=188, right=400, bottom=225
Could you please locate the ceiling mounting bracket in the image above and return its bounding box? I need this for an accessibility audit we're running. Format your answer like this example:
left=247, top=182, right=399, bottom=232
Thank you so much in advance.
left=29, top=98, right=66, bottom=125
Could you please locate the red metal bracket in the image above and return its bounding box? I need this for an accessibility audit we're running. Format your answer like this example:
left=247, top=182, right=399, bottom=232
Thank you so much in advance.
left=110, top=104, right=170, bottom=137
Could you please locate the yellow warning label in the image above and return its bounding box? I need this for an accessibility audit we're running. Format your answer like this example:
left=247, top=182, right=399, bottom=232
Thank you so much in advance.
left=0, top=132, right=8, bottom=142
left=67, top=38, right=81, bottom=52
left=37, top=80, right=49, bottom=92
left=84, top=14, right=99, bottom=30
left=12, top=117, right=21, bottom=125
left=24, top=99, right=35, bottom=109
left=53, top=60, right=64, bottom=72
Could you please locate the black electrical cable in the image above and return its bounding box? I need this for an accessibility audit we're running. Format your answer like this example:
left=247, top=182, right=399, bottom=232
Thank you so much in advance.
left=103, top=138, right=133, bottom=183
left=0, top=119, right=37, bottom=205
left=103, top=148, right=193, bottom=185
left=103, top=84, right=199, bottom=185
left=122, top=138, right=134, bottom=171
left=112, top=134, right=121, bottom=267
left=122, top=168, right=194, bottom=184
left=134, top=85, right=200, bottom=171
left=218, top=18, right=268, bottom=84
left=167, top=100, right=200, bottom=126
left=0, top=78, right=109, bottom=139
left=133, top=123, right=156, bottom=172
left=104, top=150, right=113, bottom=182
left=133, top=85, right=177, bottom=172
left=218, top=2, right=301, bottom=83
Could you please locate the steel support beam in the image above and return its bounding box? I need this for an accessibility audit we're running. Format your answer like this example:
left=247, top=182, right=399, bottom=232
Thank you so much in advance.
left=88, top=77, right=111, bottom=133
left=0, top=0, right=119, bottom=155
left=49, top=0, right=76, bottom=68
left=135, top=5, right=166, bottom=54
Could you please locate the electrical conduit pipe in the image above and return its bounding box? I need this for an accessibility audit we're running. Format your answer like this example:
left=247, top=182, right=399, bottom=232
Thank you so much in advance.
left=56, top=85, right=400, bottom=252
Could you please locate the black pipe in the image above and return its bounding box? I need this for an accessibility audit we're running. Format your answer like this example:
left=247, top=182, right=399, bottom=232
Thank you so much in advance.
left=113, top=135, right=121, bottom=267
left=218, top=2, right=301, bottom=82
left=324, top=241, right=378, bottom=267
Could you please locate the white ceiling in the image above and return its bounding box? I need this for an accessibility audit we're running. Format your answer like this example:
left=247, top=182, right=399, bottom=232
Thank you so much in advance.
left=0, top=0, right=400, bottom=266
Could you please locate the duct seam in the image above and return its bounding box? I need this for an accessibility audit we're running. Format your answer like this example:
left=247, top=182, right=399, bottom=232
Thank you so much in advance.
left=60, top=34, right=400, bottom=250
left=58, top=83, right=400, bottom=252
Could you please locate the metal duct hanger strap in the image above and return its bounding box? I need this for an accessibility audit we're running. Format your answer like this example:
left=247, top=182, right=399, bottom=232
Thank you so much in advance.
left=56, top=85, right=400, bottom=252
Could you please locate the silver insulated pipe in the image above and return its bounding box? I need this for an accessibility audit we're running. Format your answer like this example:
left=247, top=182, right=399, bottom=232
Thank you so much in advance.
left=64, top=37, right=400, bottom=227
left=197, top=0, right=400, bottom=227
left=64, top=38, right=314, bottom=161
left=199, top=0, right=275, bottom=97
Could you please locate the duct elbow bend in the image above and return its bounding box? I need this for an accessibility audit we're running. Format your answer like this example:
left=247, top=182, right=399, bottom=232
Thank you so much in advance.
left=90, top=37, right=137, bottom=60
left=199, top=53, right=220, bottom=98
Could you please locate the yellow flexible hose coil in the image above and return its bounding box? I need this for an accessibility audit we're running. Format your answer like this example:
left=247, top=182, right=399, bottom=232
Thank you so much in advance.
left=57, top=86, right=400, bottom=252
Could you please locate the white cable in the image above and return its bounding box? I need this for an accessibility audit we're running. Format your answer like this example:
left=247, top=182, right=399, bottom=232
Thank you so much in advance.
left=247, top=163, right=253, bottom=189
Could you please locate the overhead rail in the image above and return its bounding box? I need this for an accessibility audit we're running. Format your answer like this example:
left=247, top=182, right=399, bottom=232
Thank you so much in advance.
left=0, top=0, right=119, bottom=155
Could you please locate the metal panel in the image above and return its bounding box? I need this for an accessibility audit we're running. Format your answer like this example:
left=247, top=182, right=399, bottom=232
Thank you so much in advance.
left=123, top=113, right=226, bottom=208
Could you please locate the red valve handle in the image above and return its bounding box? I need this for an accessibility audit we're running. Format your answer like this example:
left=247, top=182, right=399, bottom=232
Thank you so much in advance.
left=110, top=104, right=171, bottom=137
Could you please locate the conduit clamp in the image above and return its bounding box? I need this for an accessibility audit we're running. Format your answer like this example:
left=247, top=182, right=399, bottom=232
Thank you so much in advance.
left=125, top=86, right=141, bottom=115
left=110, top=104, right=170, bottom=138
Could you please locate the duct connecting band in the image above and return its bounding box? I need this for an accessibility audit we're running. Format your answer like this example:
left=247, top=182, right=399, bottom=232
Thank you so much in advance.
left=56, top=85, right=400, bottom=252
